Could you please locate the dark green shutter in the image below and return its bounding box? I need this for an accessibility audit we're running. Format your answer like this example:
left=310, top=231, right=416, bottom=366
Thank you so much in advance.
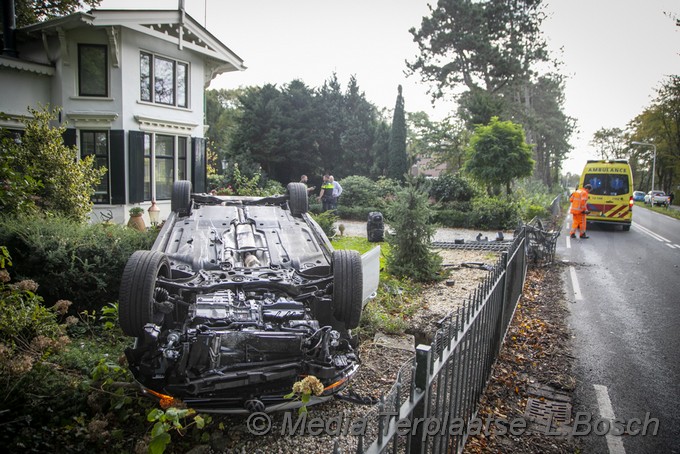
left=62, top=128, right=77, bottom=148
left=109, top=130, right=125, bottom=204
left=191, top=137, right=206, bottom=193
left=128, top=131, right=145, bottom=203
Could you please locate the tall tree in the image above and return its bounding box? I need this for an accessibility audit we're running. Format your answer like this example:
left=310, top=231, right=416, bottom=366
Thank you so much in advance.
left=504, top=74, right=575, bottom=187
left=408, top=112, right=469, bottom=174
left=370, top=121, right=390, bottom=178
left=339, top=75, right=378, bottom=177
left=229, top=84, right=286, bottom=178
left=591, top=127, right=627, bottom=160
left=316, top=73, right=346, bottom=175
left=205, top=88, right=248, bottom=173
left=465, top=117, right=534, bottom=194
left=388, top=85, right=408, bottom=181
left=630, top=75, right=680, bottom=193
left=227, top=74, right=382, bottom=185
left=408, top=0, right=548, bottom=97
left=2, top=0, right=100, bottom=27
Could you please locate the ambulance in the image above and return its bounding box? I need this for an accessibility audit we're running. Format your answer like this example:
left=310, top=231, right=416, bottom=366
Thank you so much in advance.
left=578, top=160, right=634, bottom=231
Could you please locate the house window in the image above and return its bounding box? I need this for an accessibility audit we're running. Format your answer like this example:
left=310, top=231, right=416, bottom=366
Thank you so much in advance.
left=78, top=44, right=108, bottom=97
left=142, top=133, right=190, bottom=201
left=140, top=51, right=189, bottom=108
left=81, top=130, right=109, bottom=203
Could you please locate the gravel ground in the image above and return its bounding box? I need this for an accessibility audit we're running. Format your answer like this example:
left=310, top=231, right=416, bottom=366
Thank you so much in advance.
left=335, top=220, right=505, bottom=244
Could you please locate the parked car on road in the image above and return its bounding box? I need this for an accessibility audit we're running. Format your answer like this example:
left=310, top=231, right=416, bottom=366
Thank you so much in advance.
left=633, top=191, right=646, bottom=202
left=119, top=181, right=380, bottom=413
left=644, top=190, right=670, bottom=206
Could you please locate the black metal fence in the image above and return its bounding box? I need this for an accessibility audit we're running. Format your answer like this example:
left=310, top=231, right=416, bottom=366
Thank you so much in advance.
left=353, top=226, right=528, bottom=454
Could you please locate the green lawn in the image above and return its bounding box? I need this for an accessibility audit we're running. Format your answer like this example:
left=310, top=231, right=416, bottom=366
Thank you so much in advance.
left=635, top=202, right=680, bottom=221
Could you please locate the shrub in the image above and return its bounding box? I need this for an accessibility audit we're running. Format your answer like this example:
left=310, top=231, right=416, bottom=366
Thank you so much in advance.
left=310, top=211, right=338, bottom=237
left=385, top=185, right=442, bottom=282
left=523, top=204, right=549, bottom=221
left=374, top=177, right=401, bottom=202
left=333, top=176, right=399, bottom=220
left=468, top=196, right=521, bottom=230
left=338, top=175, right=379, bottom=207
left=335, top=205, right=384, bottom=221
left=513, top=178, right=557, bottom=221
left=0, top=106, right=106, bottom=221
left=0, top=215, right=158, bottom=312
left=429, top=173, right=477, bottom=203
left=432, top=209, right=470, bottom=228
left=0, top=247, right=68, bottom=398
left=209, top=163, right=283, bottom=196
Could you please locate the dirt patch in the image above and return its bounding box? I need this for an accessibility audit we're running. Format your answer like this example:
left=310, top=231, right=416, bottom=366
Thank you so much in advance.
left=408, top=249, right=500, bottom=343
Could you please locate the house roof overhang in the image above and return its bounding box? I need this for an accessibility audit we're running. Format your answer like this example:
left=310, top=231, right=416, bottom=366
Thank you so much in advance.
left=16, top=8, right=246, bottom=84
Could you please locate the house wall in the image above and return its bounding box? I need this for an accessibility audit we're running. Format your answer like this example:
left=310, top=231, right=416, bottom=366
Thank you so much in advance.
left=57, top=28, right=122, bottom=125
left=118, top=27, right=205, bottom=136
left=0, top=66, right=51, bottom=121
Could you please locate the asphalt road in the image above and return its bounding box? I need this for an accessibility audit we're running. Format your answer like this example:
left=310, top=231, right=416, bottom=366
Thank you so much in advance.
left=559, top=206, right=680, bottom=454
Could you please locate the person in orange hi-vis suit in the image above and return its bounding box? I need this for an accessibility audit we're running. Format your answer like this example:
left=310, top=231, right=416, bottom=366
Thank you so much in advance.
left=570, top=184, right=592, bottom=239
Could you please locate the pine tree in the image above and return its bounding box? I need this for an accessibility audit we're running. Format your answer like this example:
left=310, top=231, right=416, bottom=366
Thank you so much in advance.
left=388, top=85, right=408, bottom=181
left=386, top=183, right=442, bottom=282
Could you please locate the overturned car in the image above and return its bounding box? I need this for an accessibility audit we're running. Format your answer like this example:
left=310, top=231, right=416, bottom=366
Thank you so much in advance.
left=119, top=181, right=379, bottom=413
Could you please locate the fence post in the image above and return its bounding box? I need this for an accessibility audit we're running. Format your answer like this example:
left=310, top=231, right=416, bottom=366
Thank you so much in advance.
left=496, top=251, right=509, bottom=355
left=409, top=344, right=432, bottom=454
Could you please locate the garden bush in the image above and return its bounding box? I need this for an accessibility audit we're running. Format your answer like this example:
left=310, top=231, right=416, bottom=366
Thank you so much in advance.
left=431, top=208, right=470, bottom=228
left=428, top=173, right=477, bottom=203
left=329, top=176, right=399, bottom=221
left=208, top=163, right=283, bottom=196
left=335, top=205, right=384, bottom=221
left=0, top=215, right=158, bottom=312
left=0, top=106, right=105, bottom=222
left=338, top=175, right=379, bottom=207
left=513, top=178, right=558, bottom=221
left=468, top=197, right=521, bottom=230
left=310, top=210, right=338, bottom=237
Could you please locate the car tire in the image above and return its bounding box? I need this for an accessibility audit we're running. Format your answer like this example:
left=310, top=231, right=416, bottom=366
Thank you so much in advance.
left=171, top=180, right=192, bottom=217
left=287, top=182, right=308, bottom=216
left=332, top=249, right=363, bottom=329
left=119, top=250, right=172, bottom=337
left=623, top=225, right=631, bottom=231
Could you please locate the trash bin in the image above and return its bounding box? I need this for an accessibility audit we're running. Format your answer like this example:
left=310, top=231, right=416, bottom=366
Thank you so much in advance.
left=367, top=211, right=384, bottom=243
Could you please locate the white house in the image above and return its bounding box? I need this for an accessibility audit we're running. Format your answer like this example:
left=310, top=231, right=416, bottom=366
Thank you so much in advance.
left=0, top=3, right=245, bottom=224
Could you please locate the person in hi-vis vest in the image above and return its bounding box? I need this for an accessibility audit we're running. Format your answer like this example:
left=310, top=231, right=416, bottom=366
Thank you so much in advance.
left=570, top=184, right=592, bottom=239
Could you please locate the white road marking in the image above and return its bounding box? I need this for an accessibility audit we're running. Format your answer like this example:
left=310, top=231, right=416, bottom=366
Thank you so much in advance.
left=569, top=266, right=582, bottom=301
left=593, top=384, right=626, bottom=454
left=633, top=223, right=670, bottom=243
left=666, top=243, right=680, bottom=249
left=565, top=217, right=572, bottom=248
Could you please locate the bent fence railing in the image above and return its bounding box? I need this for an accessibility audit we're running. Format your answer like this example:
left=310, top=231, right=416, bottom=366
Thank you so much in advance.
left=353, top=226, right=528, bottom=454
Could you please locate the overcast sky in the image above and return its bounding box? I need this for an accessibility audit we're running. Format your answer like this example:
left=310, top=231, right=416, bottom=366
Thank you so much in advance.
left=99, top=0, right=679, bottom=175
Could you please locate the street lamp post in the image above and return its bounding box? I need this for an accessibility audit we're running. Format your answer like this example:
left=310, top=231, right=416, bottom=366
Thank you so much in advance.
left=631, top=141, right=657, bottom=191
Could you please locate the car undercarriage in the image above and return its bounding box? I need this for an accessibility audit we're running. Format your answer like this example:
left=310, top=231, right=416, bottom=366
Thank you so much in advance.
left=119, top=181, right=378, bottom=413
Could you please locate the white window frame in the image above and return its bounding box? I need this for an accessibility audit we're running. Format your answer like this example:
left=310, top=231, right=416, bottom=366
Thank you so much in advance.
left=140, top=50, right=189, bottom=108
left=143, top=133, right=190, bottom=201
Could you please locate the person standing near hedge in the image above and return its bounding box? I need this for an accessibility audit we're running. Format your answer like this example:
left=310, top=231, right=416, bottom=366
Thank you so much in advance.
left=300, top=174, right=315, bottom=194
left=330, top=175, right=343, bottom=210
left=317, top=174, right=334, bottom=212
